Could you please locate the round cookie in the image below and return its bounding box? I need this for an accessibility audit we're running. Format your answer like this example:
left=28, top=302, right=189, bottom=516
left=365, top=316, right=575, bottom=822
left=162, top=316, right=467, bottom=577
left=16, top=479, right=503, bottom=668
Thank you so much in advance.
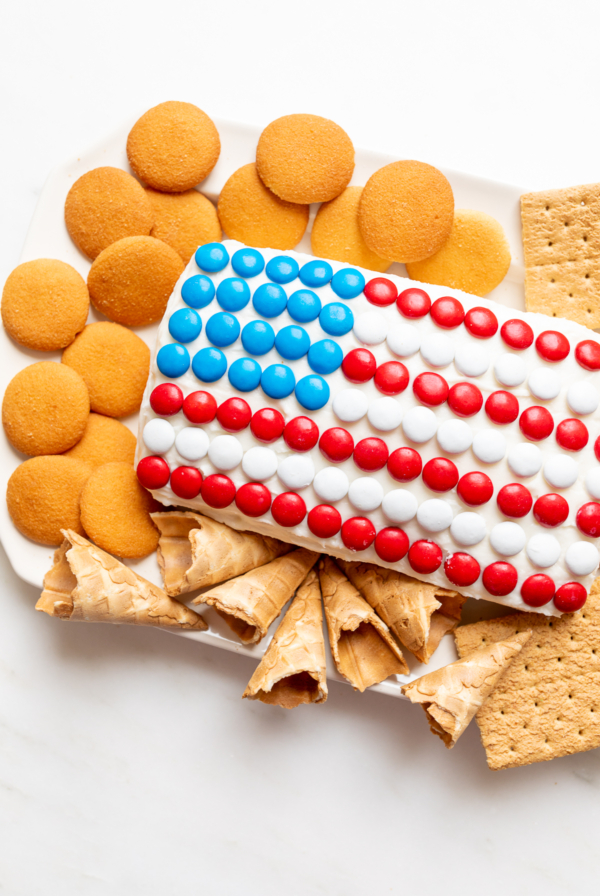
left=358, top=161, right=454, bottom=263
left=1, top=259, right=89, bottom=352
left=256, top=114, right=355, bottom=204
left=311, top=187, right=390, bottom=272
left=87, top=236, right=184, bottom=326
left=62, top=322, right=150, bottom=418
left=406, top=209, right=512, bottom=296
left=80, top=461, right=160, bottom=558
left=127, top=101, right=221, bottom=193
left=64, top=167, right=154, bottom=260
left=64, top=413, right=136, bottom=467
left=146, top=188, right=221, bottom=263
left=218, top=163, right=308, bottom=249
left=7, top=455, right=91, bottom=545
left=2, top=362, right=89, bottom=456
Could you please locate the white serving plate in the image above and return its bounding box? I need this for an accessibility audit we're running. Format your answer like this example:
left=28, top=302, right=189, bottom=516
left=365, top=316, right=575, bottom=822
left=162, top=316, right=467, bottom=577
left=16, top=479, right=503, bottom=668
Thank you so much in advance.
left=0, top=112, right=527, bottom=696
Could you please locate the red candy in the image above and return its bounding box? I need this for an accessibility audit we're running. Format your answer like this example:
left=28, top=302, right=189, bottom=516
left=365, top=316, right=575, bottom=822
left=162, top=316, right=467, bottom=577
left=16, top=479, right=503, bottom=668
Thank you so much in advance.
left=576, top=502, right=600, bottom=537
left=137, top=456, right=170, bottom=490
left=319, top=427, right=354, bottom=463
left=482, top=562, right=518, bottom=596
left=364, top=277, right=397, bottom=307
left=533, top=494, right=569, bottom=528
left=444, top=552, right=481, bottom=587
left=341, top=517, right=377, bottom=551
left=183, top=390, right=217, bottom=424
left=284, top=416, right=319, bottom=451
left=485, top=390, right=519, bottom=424
left=575, top=339, right=600, bottom=371
left=521, top=574, right=555, bottom=607
left=519, top=406, right=554, bottom=441
left=556, top=418, right=589, bottom=452
left=216, top=397, right=251, bottom=432
left=235, top=482, right=271, bottom=517
left=397, top=287, right=431, bottom=318
left=464, top=306, right=498, bottom=339
left=448, top=382, right=483, bottom=417
left=374, top=361, right=409, bottom=395
left=150, top=383, right=183, bottom=416
left=422, top=457, right=459, bottom=492
left=457, top=472, right=493, bottom=506
left=374, top=527, right=409, bottom=563
left=430, top=296, right=464, bottom=329
left=535, top=330, right=570, bottom=362
left=387, top=447, right=422, bottom=482
left=342, top=348, right=376, bottom=383
left=271, top=492, right=306, bottom=527
left=500, top=319, right=534, bottom=350
left=201, top=473, right=236, bottom=508
left=413, top=372, right=449, bottom=407
left=408, top=540, right=443, bottom=574
left=250, top=408, right=285, bottom=443
left=595, top=436, right=600, bottom=462
left=170, top=466, right=202, bottom=499
left=554, top=582, right=587, bottom=613
left=307, top=504, right=342, bottom=538
left=497, top=483, right=533, bottom=518
left=353, top=437, right=389, bottom=471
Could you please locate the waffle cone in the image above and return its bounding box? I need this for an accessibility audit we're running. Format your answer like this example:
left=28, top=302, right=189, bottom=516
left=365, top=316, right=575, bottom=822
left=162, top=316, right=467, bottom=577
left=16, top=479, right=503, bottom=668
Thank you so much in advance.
left=36, top=530, right=207, bottom=630
left=318, top=556, right=408, bottom=691
left=402, top=631, right=532, bottom=747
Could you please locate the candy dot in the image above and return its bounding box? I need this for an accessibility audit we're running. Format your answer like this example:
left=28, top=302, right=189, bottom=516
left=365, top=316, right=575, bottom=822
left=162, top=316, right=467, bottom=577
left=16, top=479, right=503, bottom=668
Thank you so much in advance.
left=235, top=482, right=271, bottom=517
left=402, top=406, right=438, bottom=443
left=353, top=437, right=389, bottom=472
left=408, top=540, right=443, bottom=573
left=348, top=478, right=384, bottom=512
left=364, top=278, right=397, bottom=307
left=507, top=443, right=543, bottom=477
left=307, top=505, right=342, bottom=538
left=261, top=364, right=295, bottom=399
left=231, top=248, right=264, bottom=278
left=554, top=582, right=588, bottom=613
left=307, top=339, right=343, bottom=375
left=454, top=343, right=489, bottom=377
left=150, top=383, right=183, bottom=416
left=374, top=361, right=409, bottom=395
left=319, top=428, right=354, bottom=463
left=437, top=419, right=473, bottom=455
left=295, top=375, right=330, bottom=411
left=543, top=455, right=578, bottom=489
left=387, top=324, right=421, bottom=358
left=143, top=418, right=175, bottom=455
left=567, top=381, right=600, bottom=416
left=170, top=466, right=203, bottom=500
left=252, top=283, right=287, bottom=318
left=319, top=302, right=354, bottom=336
left=299, top=259, right=333, bottom=288
left=430, top=296, right=464, bottom=329
left=556, top=418, right=588, bottom=452
left=275, top=325, right=310, bottom=361
left=448, top=382, right=483, bottom=417
left=137, top=456, right=170, bottom=490
left=382, top=489, right=418, bottom=523
left=201, top=473, right=236, bottom=508
left=284, top=417, right=319, bottom=452
left=519, top=406, right=554, bottom=441
left=490, top=521, right=526, bottom=557
left=367, top=397, right=402, bottom=432
left=527, top=533, right=561, bottom=568
left=287, top=289, right=321, bottom=323
left=536, top=330, right=570, bottom=362
left=242, top=446, right=278, bottom=482
left=175, top=427, right=209, bottom=462
left=278, top=454, right=315, bottom=489
left=575, top=339, right=600, bottom=371
left=353, top=311, right=388, bottom=345
left=397, top=287, right=431, bottom=318
left=533, top=493, right=569, bottom=527
left=464, top=306, right=498, bottom=338
left=497, top=483, right=532, bottom=518
left=250, top=408, right=285, bottom=443
left=208, top=434, right=243, bottom=471
left=181, top=274, right=215, bottom=309
left=485, top=390, right=519, bottom=425
left=157, top=343, right=190, bottom=378
left=451, top=512, right=486, bottom=546
left=333, top=388, right=368, bottom=423
left=169, top=307, right=202, bottom=344
left=521, top=574, right=555, bottom=608
left=565, top=542, right=599, bottom=577
left=457, top=471, right=493, bottom=506
left=413, top=372, right=449, bottom=407
left=417, top=498, right=453, bottom=532
left=500, top=319, right=534, bottom=350
left=387, top=447, right=422, bottom=482
left=192, top=347, right=227, bottom=383
left=576, top=502, right=600, bottom=537
left=420, top=333, right=454, bottom=367
left=528, top=367, right=561, bottom=400
left=444, top=553, right=480, bottom=587
left=183, top=391, right=217, bottom=424
left=331, top=267, right=365, bottom=299
left=342, top=348, right=376, bottom=383
left=195, top=242, right=229, bottom=273
left=217, top=397, right=251, bottom=432
left=472, top=429, right=506, bottom=464
left=482, top=561, right=518, bottom=596
left=266, top=255, right=299, bottom=284
left=422, top=457, right=459, bottom=492
left=206, top=311, right=240, bottom=347
left=216, top=277, right=251, bottom=312
left=241, top=320, right=275, bottom=356
left=313, top=468, right=349, bottom=503
left=494, top=353, right=527, bottom=387
left=585, top=468, right=600, bottom=499
left=228, top=357, right=262, bottom=392
left=375, top=528, right=409, bottom=563
left=341, top=517, right=376, bottom=552
left=271, top=492, right=306, bottom=527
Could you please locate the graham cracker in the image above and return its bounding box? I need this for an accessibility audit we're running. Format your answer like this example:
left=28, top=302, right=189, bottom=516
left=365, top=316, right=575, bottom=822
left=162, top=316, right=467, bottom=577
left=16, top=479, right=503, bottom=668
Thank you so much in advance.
left=454, top=577, right=600, bottom=770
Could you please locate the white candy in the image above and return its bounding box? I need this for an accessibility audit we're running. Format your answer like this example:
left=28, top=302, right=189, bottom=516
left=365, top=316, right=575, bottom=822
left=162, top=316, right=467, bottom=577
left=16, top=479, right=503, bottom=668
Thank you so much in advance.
left=242, top=446, right=278, bottom=482
left=278, top=454, right=315, bottom=490
left=367, top=397, right=402, bottom=432
left=494, top=353, right=527, bottom=387
left=417, top=498, right=453, bottom=533
left=437, top=419, right=473, bottom=454
left=565, top=541, right=600, bottom=577
left=472, top=429, right=507, bottom=464
left=567, top=381, right=600, bottom=416
left=543, top=455, right=579, bottom=489
left=208, top=434, right=243, bottom=471
left=175, top=426, right=209, bottom=461
left=420, top=333, right=454, bottom=368
left=353, top=311, right=388, bottom=345
left=402, top=406, right=438, bottom=443
left=526, top=533, right=561, bottom=568
left=451, top=512, right=487, bottom=546
left=490, top=521, right=526, bottom=556
left=382, top=489, right=418, bottom=523
left=143, top=418, right=175, bottom=455
left=348, top=478, right=384, bottom=512
left=387, top=324, right=421, bottom=358
left=333, top=388, right=368, bottom=423
left=528, top=367, right=560, bottom=400
left=313, top=467, right=349, bottom=503
left=508, top=443, right=543, bottom=477
left=585, top=467, right=600, bottom=499
left=454, top=343, right=489, bottom=377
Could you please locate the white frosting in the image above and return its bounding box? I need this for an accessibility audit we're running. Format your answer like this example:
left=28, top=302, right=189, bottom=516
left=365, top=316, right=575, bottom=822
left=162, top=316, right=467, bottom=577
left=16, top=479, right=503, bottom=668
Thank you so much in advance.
left=454, top=343, right=489, bottom=377
left=367, top=397, right=402, bottom=432
left=565, top=541, right=600, bottom=576
left=490, top=521, right=526, bottom=556
left=420, top=333, right=454, bottom=368
left=278, top=454, right=314, bottom=490
left=472, top=429, right=507, bottom=464
left=353, top=311, right=388, bottom=345
left=348, top=477, right=384, bottom=512
left=567, top=381, right=600, bottom=415
left=333, top=388, right=368, bottom=423
left=508, top=443, right=543, bottom=477
left=313, top=467, right=349, bottom=502
left=494, top=353, right=527, bottom=387
left=527, top=533, right=561, bottom=568
left=451, top=513, right=487, bottom=546
left=387, top=324, right=420, bottom=358
left=402, top=406, right=438, bottom=443
left=242, top=446, right=278, bottom=482
left=382, top=489, right=418, bottom=523
left=175, top=426, right=209, bottom=461
left=543, top=454, right=579, bottom=489
left=585, top=467, right=600, bottom=499
left=417, top=499, right=453, bottom=533
left=208, top=434, right=243, bottom=471
left=436, top=419, right=473, bottom=454
left=528, top=367, right=560, bottom=400
left=143, top=418, right=175, bottom=455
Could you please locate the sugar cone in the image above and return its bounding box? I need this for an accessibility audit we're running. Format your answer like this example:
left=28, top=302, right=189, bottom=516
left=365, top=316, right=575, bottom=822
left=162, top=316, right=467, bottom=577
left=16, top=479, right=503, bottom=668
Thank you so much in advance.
left=402, top=631, right=532, bottom=748
left=243, top=569, right=328, bottom=708
left=338, top=560, right=465, bottom=663
left=194, top=548, right=319, bottom=644
left=318, top=556, right=408, bottom=691
left=36, top=530, right=207, bottom=630
left=152, top=511, right=291, bottom=596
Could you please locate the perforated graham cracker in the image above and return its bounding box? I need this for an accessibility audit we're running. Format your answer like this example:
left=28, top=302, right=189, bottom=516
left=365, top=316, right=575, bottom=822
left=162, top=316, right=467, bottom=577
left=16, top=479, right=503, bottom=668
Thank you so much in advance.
left=454, top=578, right=600, bottom=770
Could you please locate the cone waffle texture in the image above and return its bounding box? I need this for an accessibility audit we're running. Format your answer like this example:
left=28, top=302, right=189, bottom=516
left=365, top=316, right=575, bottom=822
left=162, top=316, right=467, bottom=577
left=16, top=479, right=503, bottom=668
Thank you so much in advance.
left=36, top=529, right=207, bottom=630
left=318, top=556, right=408, bottom=691
left=243, top=569, right=328, bottom=708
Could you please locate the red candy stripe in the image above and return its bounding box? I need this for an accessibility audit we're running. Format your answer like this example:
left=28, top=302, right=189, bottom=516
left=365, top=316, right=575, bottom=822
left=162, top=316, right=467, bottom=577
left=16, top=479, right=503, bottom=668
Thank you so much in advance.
left=374, top=527, right=409, bottom=563
left=535, top=330, right=570, bottom=362
left=150, top=383, right=183, bottom=416
left=444, top=552, right=481, bottom=587
left=183, top=390, right=217, bottom=424
left=497, top=483, right=533, bottom=518
left=217, top=397, right=251, bottom=432
left=353, top=437, right=389, bottom=471
left=170, top=466, right=203, bottom=499
left=533, top=494, right=569, bottom=528
left=397, top=287, right=431, bottom=318
left=342, top=348, right=376, bottom=383
left=307, top=504, right=342, bottom=538
left=422, top=457, right=459, bottom=492
left=319, top=427, right=354, bottom=463
left=284, top=416, right=319, bottom=451
left=413, top=371, right=449, bottom=407
left=576, top=502, right=600, bottom=537
left=482, top=561, right=518, bottom=596
left=554, top=582, right=587, bottom=612
left=519, top=406, right=554, bottom=441
left=408, top=540, right=443, bottom=574
left=250, top=408, right=285, bottom=443
left=387, top=447, right=422, bottom=482
left=464, top=306, right=498, bottom=338
left=364, top=278, right=397, bottom=306
left=430, top=296, right=464, bottom=329
left=521, top=574, right=555, bottom=607
left=575, top=339, right=600, bottom=371
left=374, top=361, right=409, bottom=395
left=235, top=483, right=271, bottom=517
left=457, top=472, right=493, bottom=506
left=201, top=473, right=236, bottom=508
left=341, top=517, right=376, bottom=551
left=137, top=456, right=170, bottom=490
left=556, top=418, right=589, bottom=452
left=271, top=492, right=307, bottom=527
left=485, top=390, right=519, bottom=425
left=500, top=319, right=534, bottom=350
left=448, top=382, right=483, bottom=417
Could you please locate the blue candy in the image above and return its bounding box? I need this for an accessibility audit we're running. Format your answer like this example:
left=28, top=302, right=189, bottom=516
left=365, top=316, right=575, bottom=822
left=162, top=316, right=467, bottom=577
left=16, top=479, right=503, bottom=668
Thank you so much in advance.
left=252, top=283, right=287, bottom=318
left=216, top=277, right=251, bottom=312
left=241, top=320, right=275, bottom=356
left=228, top=358, right=262, bottom=392
left=206, top=312, right=240, bottom=347
left=195, top=242, right=229, bottom=273
left=295, top=375, right=330, bottom=411
left=232, top=248, right=265, bottom=278
left=287, top=289, right=322, bottom=323
left=168, top=308, right=202, bottom=344
left=181, top=274, right=215, bottom=309
left=307, top=339, right=343, bottom=375
left=192, top=347, right=227, bottom=383
left=157, top=343, right=190, bottom=378
left=299, top=259, right=333, bottom=288
left=331, top=267, right=366, bottom=299
left=275, top=325, right=310, bottom=360
left=261, top=364, right=296, bottom=399
left=265, top=255, right=299, bottom=284
left=319, top=302, right=354, bottom=336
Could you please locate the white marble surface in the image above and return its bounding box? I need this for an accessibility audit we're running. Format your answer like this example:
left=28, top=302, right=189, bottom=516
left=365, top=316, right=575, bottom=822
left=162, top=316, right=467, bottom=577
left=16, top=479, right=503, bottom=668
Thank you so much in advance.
left=3, top=2, right=600, bottom=892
